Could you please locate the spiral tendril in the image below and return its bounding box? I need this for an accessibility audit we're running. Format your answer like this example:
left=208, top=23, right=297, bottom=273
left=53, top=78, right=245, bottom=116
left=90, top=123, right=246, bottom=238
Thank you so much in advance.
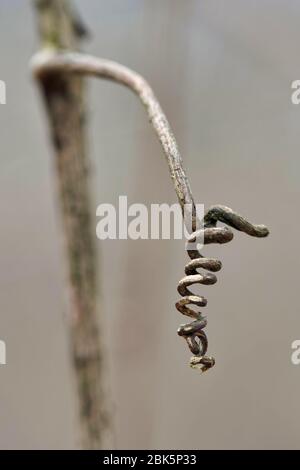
left=176, top=205, right=269, bottom=373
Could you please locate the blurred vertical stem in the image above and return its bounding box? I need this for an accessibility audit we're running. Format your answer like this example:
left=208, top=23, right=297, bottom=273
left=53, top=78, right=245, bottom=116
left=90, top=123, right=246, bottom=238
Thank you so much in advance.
left=33, top=0, right=112, bottom=449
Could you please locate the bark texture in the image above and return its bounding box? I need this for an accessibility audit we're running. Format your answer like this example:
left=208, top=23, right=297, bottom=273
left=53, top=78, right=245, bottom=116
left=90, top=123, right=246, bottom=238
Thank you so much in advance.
left=33, top=0, right=112, bottom=449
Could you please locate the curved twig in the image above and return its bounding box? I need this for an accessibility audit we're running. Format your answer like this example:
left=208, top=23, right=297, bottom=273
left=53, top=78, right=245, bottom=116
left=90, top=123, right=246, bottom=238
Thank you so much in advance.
left=31, top=49, right=198, bottom=230
left=32, top=50, right=269, bottom=374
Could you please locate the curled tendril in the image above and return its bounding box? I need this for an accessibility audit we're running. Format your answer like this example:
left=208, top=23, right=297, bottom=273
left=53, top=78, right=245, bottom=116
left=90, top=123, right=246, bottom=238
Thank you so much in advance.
left=176, top=205, right=269, bottom=373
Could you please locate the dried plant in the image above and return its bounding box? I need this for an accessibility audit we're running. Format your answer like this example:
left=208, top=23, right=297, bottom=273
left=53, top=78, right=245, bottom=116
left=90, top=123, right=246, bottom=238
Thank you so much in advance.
left=32, top=0, right=269, bottom=448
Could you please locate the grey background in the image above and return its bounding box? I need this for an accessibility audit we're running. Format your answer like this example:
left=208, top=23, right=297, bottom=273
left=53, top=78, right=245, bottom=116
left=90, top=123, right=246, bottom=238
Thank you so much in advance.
left=0, top=0, right=299, bottom=449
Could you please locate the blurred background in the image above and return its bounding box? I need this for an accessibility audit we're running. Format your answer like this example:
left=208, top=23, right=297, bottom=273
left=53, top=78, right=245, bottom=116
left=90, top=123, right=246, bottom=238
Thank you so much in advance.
left=0, top=0, right=300, bottom=449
